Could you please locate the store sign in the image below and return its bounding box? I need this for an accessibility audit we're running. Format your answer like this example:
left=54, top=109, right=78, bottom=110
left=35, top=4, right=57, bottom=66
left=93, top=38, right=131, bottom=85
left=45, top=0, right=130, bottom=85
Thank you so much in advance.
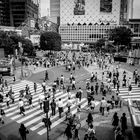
left=30, top=35, right=40, bottom=45
left=99, top=19, right=117, bottom=24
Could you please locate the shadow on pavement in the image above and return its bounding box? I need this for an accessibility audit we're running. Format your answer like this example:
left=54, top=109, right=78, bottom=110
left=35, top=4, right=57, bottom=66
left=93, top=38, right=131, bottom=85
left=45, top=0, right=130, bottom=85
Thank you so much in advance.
left=7, top=135, right=20, bottom=140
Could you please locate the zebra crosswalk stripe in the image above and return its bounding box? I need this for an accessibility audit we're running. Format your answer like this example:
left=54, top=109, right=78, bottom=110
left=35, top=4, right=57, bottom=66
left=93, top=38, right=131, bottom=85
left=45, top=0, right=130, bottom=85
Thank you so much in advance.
left=38, top=100, right=88, bottom=135
left=2, top=80, right=100, bottom=135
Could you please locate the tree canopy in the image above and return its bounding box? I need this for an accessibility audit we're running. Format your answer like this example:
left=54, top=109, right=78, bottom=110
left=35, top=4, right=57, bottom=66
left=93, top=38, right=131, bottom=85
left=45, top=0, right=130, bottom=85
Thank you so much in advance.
left=95, top=38, right=105, bottom=52
left=0, top=31, right=35, bottom=56
left=109, top=26, right=133, bottom=46
left=40, top=31, right=61, bottom=51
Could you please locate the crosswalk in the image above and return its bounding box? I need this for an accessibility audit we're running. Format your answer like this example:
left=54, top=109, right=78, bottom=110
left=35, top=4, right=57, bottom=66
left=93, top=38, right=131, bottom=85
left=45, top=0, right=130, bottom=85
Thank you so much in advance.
left=85, top=63, right=140, bottom=101
left=2, top=80, right=99, bottom=135
left=111, top=82, right=140, bottom=101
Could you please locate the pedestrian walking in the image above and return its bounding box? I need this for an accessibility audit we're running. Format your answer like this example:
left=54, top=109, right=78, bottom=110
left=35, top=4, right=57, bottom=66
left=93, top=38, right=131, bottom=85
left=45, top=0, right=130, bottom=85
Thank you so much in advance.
left=64, top=124, right=72, bottom=140
left=19, top=123, right=29, bottom=140
left=6, top=94, right=10, bottom=108
left=86, top=124, right=96, bottom=140
left=50, top=99, right=56, bottom=116
left=90, top=98, right=96, bottom=113
left=18, top=99, right=25, bottom=116
left=72, top=78, right=76, bottom=90
left=38, top=94, right=44, bottom=110
left=76, top=87, right=82, bottom=101
left=33, top=82, right=37, bottom=93
left=86, top=113, right=93, bottom=126
left=67, top=97, right=73, bottom=112
left=57, top=98, right=63, bottom=118
left=42, top=80, right=46, bottom=92
left=120, top=113, right=127, bottom=134
left=112, top=112, right=119, bottom=130
left=95, top=83, right=99, bottom=95
left=100, top=97, right=107, bottom=116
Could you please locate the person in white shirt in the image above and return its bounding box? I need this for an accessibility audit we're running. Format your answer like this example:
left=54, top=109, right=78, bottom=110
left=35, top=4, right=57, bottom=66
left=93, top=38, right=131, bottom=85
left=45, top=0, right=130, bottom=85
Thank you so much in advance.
left=57, top=98, right=63, bottom=118
left=42, top=80, right=46, bottom=92
left=18, top=99, right=25, bottom=116
left=67, top=97, right=73, bottom=112
left=72, top=78, right=76, bottom=90
left=38, top=94, right=44, bottom=110
left=90, top=98, right=96, bottom=112
left=100, top=97, right=107, bottom=116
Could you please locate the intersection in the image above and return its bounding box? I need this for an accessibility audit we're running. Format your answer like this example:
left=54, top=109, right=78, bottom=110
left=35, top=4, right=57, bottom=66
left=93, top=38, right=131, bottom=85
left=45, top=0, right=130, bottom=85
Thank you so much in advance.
left=0, top=62, right=140, bottom=140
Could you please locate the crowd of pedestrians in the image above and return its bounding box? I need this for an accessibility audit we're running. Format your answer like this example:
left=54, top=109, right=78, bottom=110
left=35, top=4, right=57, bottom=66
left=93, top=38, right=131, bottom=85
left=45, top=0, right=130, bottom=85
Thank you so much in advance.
left=0, top=51, right=140, bottom=140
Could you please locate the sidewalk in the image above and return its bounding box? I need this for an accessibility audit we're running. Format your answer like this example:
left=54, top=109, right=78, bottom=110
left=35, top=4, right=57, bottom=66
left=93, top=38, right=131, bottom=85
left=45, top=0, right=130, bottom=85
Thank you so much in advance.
left=3, top=67, right=32, bottom=84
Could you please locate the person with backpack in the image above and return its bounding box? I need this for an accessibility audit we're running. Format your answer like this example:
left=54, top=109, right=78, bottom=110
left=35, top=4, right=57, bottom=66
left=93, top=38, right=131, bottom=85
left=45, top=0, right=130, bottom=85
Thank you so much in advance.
left=115, top=127, right=125, bottom=140
left=87, top=124, right=96, bottom=140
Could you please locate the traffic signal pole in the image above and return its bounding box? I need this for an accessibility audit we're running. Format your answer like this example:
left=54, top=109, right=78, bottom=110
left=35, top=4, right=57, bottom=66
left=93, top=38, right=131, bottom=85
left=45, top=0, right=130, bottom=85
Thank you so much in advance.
left=46, top=111, right=49, bottom=140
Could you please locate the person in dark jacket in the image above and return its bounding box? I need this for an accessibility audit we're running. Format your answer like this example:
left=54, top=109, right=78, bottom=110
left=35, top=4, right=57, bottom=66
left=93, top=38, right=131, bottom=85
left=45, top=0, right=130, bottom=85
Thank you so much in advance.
left=120, top=113, right=127, bottom=134
left=50, top=99, right=56, bottom=116
left=64, top=124, right=72, bottom=140
left=112, top=112, right=119, bottom=130
left=86, top=113, right=93, bottom=126
left=19, top=123, right=29, bottom=140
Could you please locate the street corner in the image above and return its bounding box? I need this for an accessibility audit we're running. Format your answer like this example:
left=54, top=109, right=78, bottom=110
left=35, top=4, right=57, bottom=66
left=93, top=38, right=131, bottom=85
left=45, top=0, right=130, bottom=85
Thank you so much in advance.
left=15, top=68, right=33, bottom=80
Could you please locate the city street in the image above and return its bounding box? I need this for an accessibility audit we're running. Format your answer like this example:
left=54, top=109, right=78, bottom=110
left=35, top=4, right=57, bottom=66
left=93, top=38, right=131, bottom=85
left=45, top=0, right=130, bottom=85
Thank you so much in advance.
left=0, top=62, right=140, bottom=140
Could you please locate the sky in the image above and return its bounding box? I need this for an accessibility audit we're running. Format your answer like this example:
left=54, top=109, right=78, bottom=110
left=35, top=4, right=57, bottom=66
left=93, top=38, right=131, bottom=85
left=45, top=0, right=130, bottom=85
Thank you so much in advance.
left=41, top=0, right=140, bottom=18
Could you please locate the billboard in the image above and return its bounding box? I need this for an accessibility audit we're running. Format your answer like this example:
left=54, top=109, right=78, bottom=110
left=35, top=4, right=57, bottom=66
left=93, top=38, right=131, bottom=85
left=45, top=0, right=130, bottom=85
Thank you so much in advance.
left=74, top=0, right=85, bottom=15
left=100, top=0, right=112, bottom=13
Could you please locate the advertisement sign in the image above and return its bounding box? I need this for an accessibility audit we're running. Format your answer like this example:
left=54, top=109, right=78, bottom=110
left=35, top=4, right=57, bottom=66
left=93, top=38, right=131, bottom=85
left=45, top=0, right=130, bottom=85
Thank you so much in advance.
left=30, top=35, right=40, bottom=46
left=100, top=0, right=112, bottom=13
left=74, top=0, right=85, bottom=15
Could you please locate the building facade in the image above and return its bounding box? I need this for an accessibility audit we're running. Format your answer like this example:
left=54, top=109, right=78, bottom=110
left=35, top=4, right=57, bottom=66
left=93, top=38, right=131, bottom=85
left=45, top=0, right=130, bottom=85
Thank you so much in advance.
left=50, top=0, right=60, bottom=25
left=0, top=0, right=38, bottom=27
left=50, top=0, right=132, bottom=44
left=0, top=0, right=11, bottom=26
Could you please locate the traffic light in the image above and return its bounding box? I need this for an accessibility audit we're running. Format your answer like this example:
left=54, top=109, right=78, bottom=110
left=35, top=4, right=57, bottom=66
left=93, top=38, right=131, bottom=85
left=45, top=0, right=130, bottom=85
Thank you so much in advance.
left=43, top=100, right=49, bottom=113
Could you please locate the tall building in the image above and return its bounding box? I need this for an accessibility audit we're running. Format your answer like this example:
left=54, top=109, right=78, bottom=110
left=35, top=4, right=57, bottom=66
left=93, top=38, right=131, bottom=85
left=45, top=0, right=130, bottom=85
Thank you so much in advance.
left=50, top=0, right=131, bottom=44
left=50, top=0, right=60, bottom=25
left=0, top=0, right=39, bottom=27
left=0, top=0, right=10, bottom=26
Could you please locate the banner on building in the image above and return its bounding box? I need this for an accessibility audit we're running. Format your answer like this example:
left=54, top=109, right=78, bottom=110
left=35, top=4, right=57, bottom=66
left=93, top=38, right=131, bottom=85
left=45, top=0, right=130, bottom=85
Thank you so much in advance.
left=74, top=0, right=85, bottom=15
left=100, top=0, right=112, bottom=13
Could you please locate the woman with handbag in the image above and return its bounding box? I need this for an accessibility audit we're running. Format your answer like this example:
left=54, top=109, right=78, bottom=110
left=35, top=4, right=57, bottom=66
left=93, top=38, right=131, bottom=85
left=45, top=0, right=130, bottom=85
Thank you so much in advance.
left=19, top=123, right=29, bottom=140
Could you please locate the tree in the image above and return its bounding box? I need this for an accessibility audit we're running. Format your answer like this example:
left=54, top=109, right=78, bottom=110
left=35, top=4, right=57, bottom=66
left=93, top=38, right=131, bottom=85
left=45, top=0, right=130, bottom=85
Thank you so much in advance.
left=21, top=38, right=36, bottom=56
left=40, top=31, right=61, bottom=51
left=0, top=30, right=35, bottom=56
left=0, top=31, right=14, bottom=55
left=109, top=26, right=133, bottom=48
left=95, top=38, right=105, bottom=52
